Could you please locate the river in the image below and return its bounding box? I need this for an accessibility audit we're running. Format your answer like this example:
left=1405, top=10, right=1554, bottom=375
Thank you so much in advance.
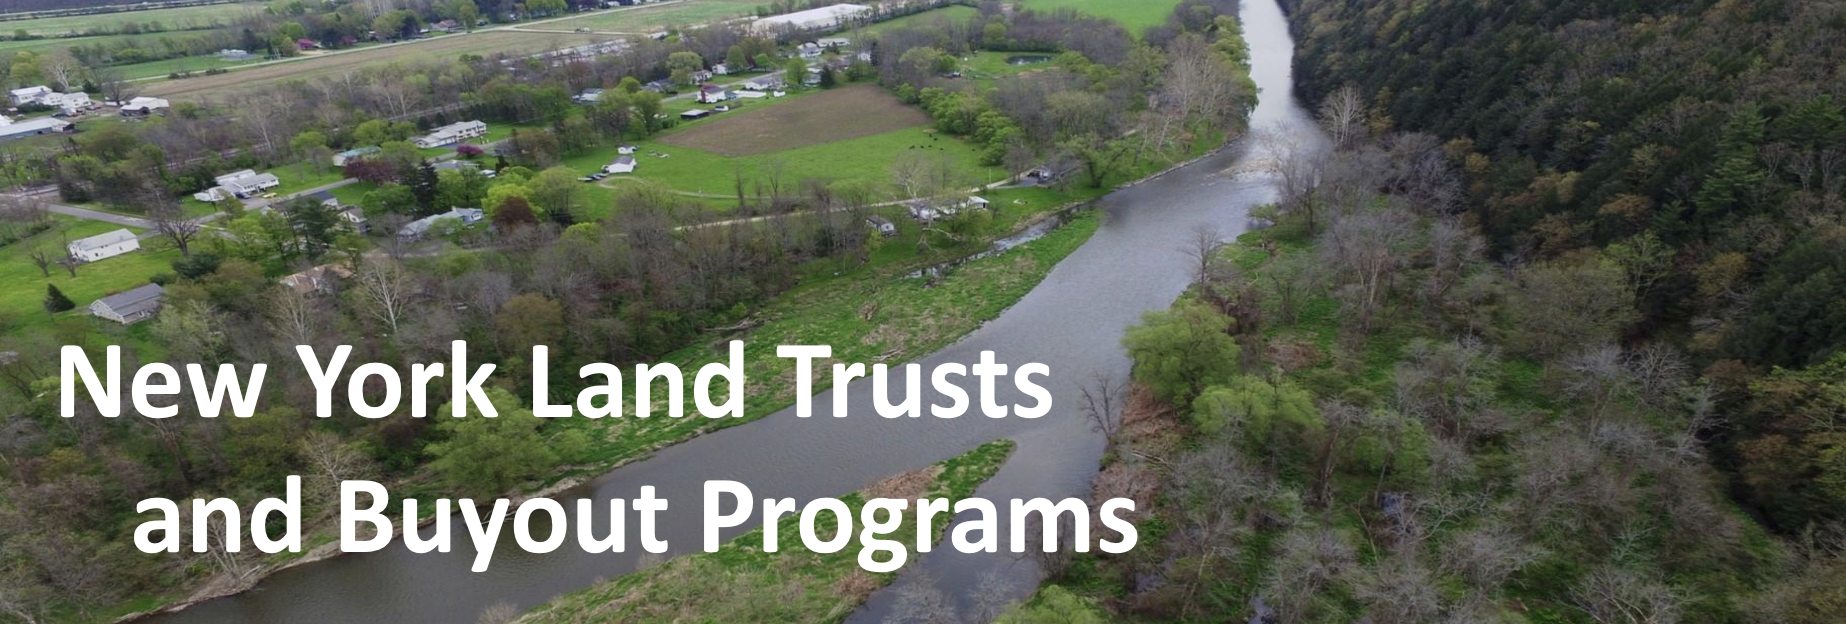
left=146, top=0, right=1316, bottom=621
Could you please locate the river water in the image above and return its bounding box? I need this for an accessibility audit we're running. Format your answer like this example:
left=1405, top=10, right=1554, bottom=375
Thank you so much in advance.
left=148, top=1, right=1315, bottom=621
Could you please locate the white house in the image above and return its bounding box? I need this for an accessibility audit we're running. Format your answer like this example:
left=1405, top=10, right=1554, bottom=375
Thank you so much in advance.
left=193, top=169, right=279, bottom=201
left=604, top=155, right=637, bottom=174
left=712, top=63, right=731, bottom=75
left=740, top=76, right=784, bottom=90
left=691, top=69, right=714, bottom=83
left=797, top=42, right=823, bottom=59
left=67, top=229, right=140, bottom=262
left=8, top=86, right=51, bottom=106
left=44, top=91, right=95, bottom=115
left=119, top=96, right=170, bottom=115
left=413, top=120, right=488, bottom=148
left=332, top=145, right=381, bottom=166
left=696, top=84, right=733, bottom=103
left=398, top=207, right=484, bottom=239
left=89, top=284, right=163, bottom=324
left=866, top=215, right=896, bottom=236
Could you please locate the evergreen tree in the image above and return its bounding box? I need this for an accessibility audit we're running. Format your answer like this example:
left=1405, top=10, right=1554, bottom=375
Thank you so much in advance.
left=409, top=160, right=440, bottom=213
left=43, top=284, right=73, bottom=313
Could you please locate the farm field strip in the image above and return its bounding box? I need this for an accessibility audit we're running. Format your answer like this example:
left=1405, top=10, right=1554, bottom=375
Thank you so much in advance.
left=515, top=0, right=764, bottom=33
left=141, top=31, right=614, bottom=100
left=0, top=1, right=261, bottom=36
left=658, top=85, right=932, bottom=156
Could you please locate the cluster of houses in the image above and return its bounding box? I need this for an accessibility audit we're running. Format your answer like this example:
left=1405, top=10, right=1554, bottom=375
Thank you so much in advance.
left=9, top=86, right=95, bottom=115
left=412, top=120, right=489, bottom=149
left=905, top=195, right=990, bottom=221
left=192, top=169, right=281, bottom=202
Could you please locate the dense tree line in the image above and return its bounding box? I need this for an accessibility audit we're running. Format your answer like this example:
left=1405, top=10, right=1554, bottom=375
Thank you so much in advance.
left=1274, top=0, right=1846, bottom=535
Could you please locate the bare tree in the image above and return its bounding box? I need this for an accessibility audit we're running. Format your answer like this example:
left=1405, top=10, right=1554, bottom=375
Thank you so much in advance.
left=1319, top=84, right=1367, bottom=151
left=1258, top=127, right=1330, bottom=234
left=1318, top=209, right=1415, bottom=334
left=94, top=66, right=139, bottom=105
left=24, top=245, right=54, bottom=278
left=1181, top=222, right=1224, bottom=288
left=1078, top=372, right=1127, bottom=447
left=355, top=258, right=415, bottom=335
left=38, top=51, right=79, bottom=93
left=150, top=202, right=205, bottom=258
left=1570, top=566, right=1684, bottom=624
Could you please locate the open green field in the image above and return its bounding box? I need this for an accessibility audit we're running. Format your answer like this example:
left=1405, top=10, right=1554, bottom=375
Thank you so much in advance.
left=660, top=85, right=930, bottom=156
left=143, top=31, right=612, bottom=100
left=0, top=218, right=177, bottom=339
left=519, top=440, right=1014, bottom=623
left=519, top=0, right=764, bottom=33
left=1017, top=0, right=1185, bottom=34
left=583, top=125, right=1000, bottom=198
left=110, top=53, right=264, bottom=80
left=0, top=1, right=260, bottom=37
left=848, top=4, right=979, bottom=36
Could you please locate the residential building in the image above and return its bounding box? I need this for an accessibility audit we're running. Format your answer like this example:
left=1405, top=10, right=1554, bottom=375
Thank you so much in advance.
left=66, top=229, right=139, bottom=262
left=412, top=120, right=488, bottom=148
left=219, top=48, right=258, bottom=61
left=89, top=284, right=163, bottom=324
left=398, top=207, right=484, bottom=239
left=604, top=155, right=637, bottom=174
left=279, top=265, right=352, bottom=296
left=337, top=207, right=369, bottom=233
left=680, top=108, right=712, bottom=120
left=193, top=169, right=279, bottom=201
left=817, top=37, right=851, bottom=49
left=574, top=88, right=604, bottom=104
left=0, top=117, right=70, bottom=142
left=332, top=145, right=381, bottom=166
left=866, top=215, right=896, bottom=236
left=797, top=42, right=823, bottom=59
left=696, top=84, right=734, bottom=103
left=43, top=91, right=94, bottom=115
left=712, top=63, right=731, bottom=75
left=691, top=69, right=714, bottom=83
left=119, top=96, right=169, bottom=116
left=8, top=86, right=51, bottom=106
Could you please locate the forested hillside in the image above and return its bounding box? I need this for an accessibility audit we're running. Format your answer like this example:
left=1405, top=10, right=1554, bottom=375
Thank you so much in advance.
left=1277, top=0, right=1846, bottom=535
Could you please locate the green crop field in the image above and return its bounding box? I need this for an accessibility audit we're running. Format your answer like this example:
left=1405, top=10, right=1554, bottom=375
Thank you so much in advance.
left=1017, top=0, right=1185, bottom=34
left=0, top=2, right=261, bottom=37
left=519, top=0, right=765, bottom=33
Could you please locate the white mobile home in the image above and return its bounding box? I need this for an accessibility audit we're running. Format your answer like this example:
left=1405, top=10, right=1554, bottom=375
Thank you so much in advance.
left=66, top=229, right=140, bottom=262
left=413, top=120, right=488, bottom=148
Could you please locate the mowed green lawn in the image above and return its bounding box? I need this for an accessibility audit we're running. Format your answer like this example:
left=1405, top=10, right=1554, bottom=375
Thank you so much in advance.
left=1017, top=0, right=1185, bottom=34
left=0, top=218, right=178, bottom=339
left=521, top=0, right=763, bottom=33
left=848, top=4, right=979, bottom=36
left=0, top=1, right=260, bottom=36
left=570, top=126, right=1001, bottom=203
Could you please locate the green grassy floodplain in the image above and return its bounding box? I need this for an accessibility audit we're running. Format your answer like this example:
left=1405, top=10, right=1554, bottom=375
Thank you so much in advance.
left=0, top=2, right=260, bottom=37
left=517, top=0, right=764, bottom=33
left=517, top=440, right=1015, bottom=623
left=1017, top=0, right=1186, bottom=35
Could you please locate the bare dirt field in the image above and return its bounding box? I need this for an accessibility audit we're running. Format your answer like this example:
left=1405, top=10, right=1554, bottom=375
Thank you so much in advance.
left=143, top=31, right=609, bottom=101
left=658, top=85, right=933, bottom=156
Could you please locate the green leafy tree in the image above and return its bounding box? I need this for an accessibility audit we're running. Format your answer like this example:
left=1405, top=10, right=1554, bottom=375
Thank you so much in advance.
left=426, top=388, right=560, bottom=497
left=1122, top=301, right=1240, bottom=405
